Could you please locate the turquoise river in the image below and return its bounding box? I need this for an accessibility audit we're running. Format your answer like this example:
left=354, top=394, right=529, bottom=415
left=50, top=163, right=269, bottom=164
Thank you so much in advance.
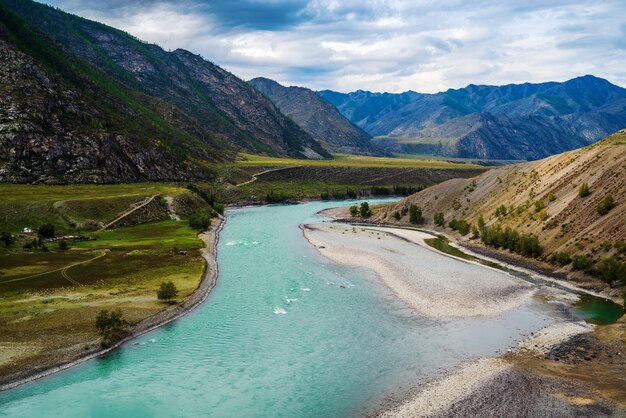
left=0, top=200, right=564, bottom=417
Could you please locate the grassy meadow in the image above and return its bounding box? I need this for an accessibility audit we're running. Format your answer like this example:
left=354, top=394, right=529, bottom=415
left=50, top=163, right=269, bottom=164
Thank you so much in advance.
left=0, top=184, right=210, bottom=380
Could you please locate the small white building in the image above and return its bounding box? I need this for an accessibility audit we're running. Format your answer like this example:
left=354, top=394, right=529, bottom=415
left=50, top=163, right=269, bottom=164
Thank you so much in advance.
left=23, top=227, right=33, bottom=234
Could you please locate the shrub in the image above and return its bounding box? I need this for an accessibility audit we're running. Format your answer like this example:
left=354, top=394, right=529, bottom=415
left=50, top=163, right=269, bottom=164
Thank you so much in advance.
left=615, top=240, right=626, bottom=254
left=448, top=219, right=458, bottom=230
left=596, top=195, right=615, bottom=215
left=547, top=192, right=556, bottom=202
left=409, top=204, right=423, bottom=224
left=456, top=220, right=471, bottom=235
left=1, top=232, right=15, bottom=247
left=57, top=240, right=70, bottom=251
left=537, top=208, right=548, bottom=221
left=393, top=211, right=401, bottom=221
left=95, top=309, right=125, bottom=333
left=212, top=203, right=225, bottom=215
left=346, top=189, right=357, bottom=199
left=477, top=215, right=485, bottom=229
left=578, top=183, right=590, bottom=198
left=572, top=255, right=594, bottom=272
left=433, top=212, right=445, bottom=227
left=471, top=226, right=480, bottom=239
left=157, top=281, right=178, bottom=302
left=452, top=199, right=462, bottom=210
left=188, top=209, right=212, bottom=231
left=596, top=257, right=626, bottom=285
left=320, top=191, right=330, bottom=200
left=480, top=225, right=542, bottom=258
left=358, top=202, right=371, bottom=218
left=550, top=252, right=572, bottom=266
left=494, top=205, right=508, bottom=217
left=534, top=200, right=545, bottom=213
left=38, top=223, right=55, bottom=238
left=349, top=205, right=359, bottom=217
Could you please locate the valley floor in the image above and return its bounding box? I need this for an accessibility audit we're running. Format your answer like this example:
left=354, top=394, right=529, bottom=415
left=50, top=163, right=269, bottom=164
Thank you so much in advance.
left=302, top=219, right=625, bottom=417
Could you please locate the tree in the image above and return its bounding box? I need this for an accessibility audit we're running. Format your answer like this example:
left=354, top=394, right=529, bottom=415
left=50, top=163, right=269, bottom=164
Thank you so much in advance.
left=477, top=214, right=485, bottom=229
left=471, top=226, right=480, bottom=239
left=597, top=195, right=615, bottom=215
left=409, top=204, right=423, bottom=224
left=1, top=232, right=15, bottom=247
left=95, top=309, right=124, bottom=333
left=38, top=223, right=55, bottom=238
left=57, top=240, right=70, bottom=251
left=578, top=183, right=590, bottom=198
left=349, top=205, right=359, bottom=217
left=433, top=212, right=445, bottom=227
left=188, top=209, right=212, bottom=231
left=157, top=281, right=178, bottom=302
left=456, top=220, right=471, bottom=236
left=359, top=202, right=372, bottom=218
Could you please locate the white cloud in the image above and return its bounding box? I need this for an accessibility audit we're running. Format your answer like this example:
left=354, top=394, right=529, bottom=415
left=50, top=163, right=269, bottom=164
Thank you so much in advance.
left=42, top=0, right=626, bottom=93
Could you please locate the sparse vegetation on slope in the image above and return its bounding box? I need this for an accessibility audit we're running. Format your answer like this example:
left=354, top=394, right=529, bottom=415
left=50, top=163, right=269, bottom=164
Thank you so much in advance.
left=375, top=130, right=626, bottom=296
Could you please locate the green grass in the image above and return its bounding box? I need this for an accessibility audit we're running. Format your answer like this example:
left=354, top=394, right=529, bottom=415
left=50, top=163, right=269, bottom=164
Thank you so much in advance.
left=0, top=183, right=186, bottom=204
left=235, top=153, right=485, bottom=169
left=0, top=183, right=189, bottom=234
left=424, top=236, right=476, bottom=261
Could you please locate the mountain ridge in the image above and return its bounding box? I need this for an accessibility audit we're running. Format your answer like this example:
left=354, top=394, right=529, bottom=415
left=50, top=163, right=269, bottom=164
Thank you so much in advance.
left=249, top=77, right=376, bottom=155
left=320, top=75, right=626, bottom=160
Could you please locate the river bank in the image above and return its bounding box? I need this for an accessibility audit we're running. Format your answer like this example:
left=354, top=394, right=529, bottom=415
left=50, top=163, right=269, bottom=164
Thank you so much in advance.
left=0, top=217, right=224, bottom=392
left=302, top=219, right=625, bottom=416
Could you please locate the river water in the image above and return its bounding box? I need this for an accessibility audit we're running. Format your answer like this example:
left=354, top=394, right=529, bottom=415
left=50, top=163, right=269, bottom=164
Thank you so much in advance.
left=0, top=200, right=558, bottom=417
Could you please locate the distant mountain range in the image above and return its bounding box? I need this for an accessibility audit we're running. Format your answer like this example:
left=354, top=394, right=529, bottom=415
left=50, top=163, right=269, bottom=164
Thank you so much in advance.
left=249, top=77, right=375, bottom=155
left=320, top=76, right=626, bottom=160
left=0, top=0, right=329, bottom=183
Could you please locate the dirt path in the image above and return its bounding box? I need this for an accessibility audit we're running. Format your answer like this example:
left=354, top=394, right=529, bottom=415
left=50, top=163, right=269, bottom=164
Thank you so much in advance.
left=234, top=166, right=296, bottom=187
left=98, top=194, right=159, bottom=231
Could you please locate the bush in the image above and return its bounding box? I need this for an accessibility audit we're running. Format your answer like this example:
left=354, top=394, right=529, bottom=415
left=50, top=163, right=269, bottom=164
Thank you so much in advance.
left=409, top=204, right=423, bottom=224
left=572, top=255, right=594, bottom=272
left=320, top=191, right=330, bottom=200
left=578, top=183, right=590, bottom=198
left=596, top=257, right=626, bottom=285
left=212, top=203, right=225, bottom=215
left=551, top=252, right=572, bottom=266
left=349, top=205, right=359, bottom=217
left=615, top=240, right=626, bottom=255
left=57, top=240, right=70, bottom=251
left=537, top=208, right=548, bottom=221
left=157, top=281, right=178, bottom=302
left=95, top=309, right=125, bottom=333
left=38, top=223, right=55, bottom=238
left=477, top=215, right=485, bottom=229
left=188, top=209, right=212, bottom=231
left=480, top=224, right=542, bottom=258
left=596, top=195, right=615, bottom=215
left=1, top=232, right=15, bottom=247
left=471, top=226, right=480, bottom=239
left=393, top=211, right=401, bottom=221
left=456, top=220, right=470, bottom=236
left=359, top=202, right=372, bottom=218
left=534, top=200, right=545, bottom=213
left=494, top=205, right=508, bottom=217
left=433, top=212, right=445, bottom=227
left=547, top=192, right=556, bottom=202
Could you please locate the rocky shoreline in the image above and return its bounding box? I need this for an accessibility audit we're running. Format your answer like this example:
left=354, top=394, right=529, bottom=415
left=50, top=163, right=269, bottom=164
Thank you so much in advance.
left=0, top=217, right=225, bottom=392
left=310, top=212, right=625, bottom=416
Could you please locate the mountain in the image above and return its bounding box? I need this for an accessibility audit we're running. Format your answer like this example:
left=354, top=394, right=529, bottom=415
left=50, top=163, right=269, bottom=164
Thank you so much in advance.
left=249, top=77, right=375, bottom=154
left=0, top=0, right=329, bottom=183
left=375, top=130, right=626, bottom=266
left=319, top=76, right=626, bottom=160
left=0, top=7, right=228, bottom=183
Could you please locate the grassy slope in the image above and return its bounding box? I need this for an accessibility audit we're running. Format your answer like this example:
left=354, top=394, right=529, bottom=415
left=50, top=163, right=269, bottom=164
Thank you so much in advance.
left=236, top=153, right=485, bottom=169
left=374, top=130, right=626, bottom=288
left=0, top=184, right=210, bottom=380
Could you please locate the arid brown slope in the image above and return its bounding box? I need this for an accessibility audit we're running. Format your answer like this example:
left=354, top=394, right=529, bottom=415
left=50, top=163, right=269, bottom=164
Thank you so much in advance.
left=375, top=130, right=626, bottom=259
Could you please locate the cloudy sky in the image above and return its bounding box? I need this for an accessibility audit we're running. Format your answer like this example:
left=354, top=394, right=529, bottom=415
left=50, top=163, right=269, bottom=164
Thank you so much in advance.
left=40, top=0, right=626, bottom=93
